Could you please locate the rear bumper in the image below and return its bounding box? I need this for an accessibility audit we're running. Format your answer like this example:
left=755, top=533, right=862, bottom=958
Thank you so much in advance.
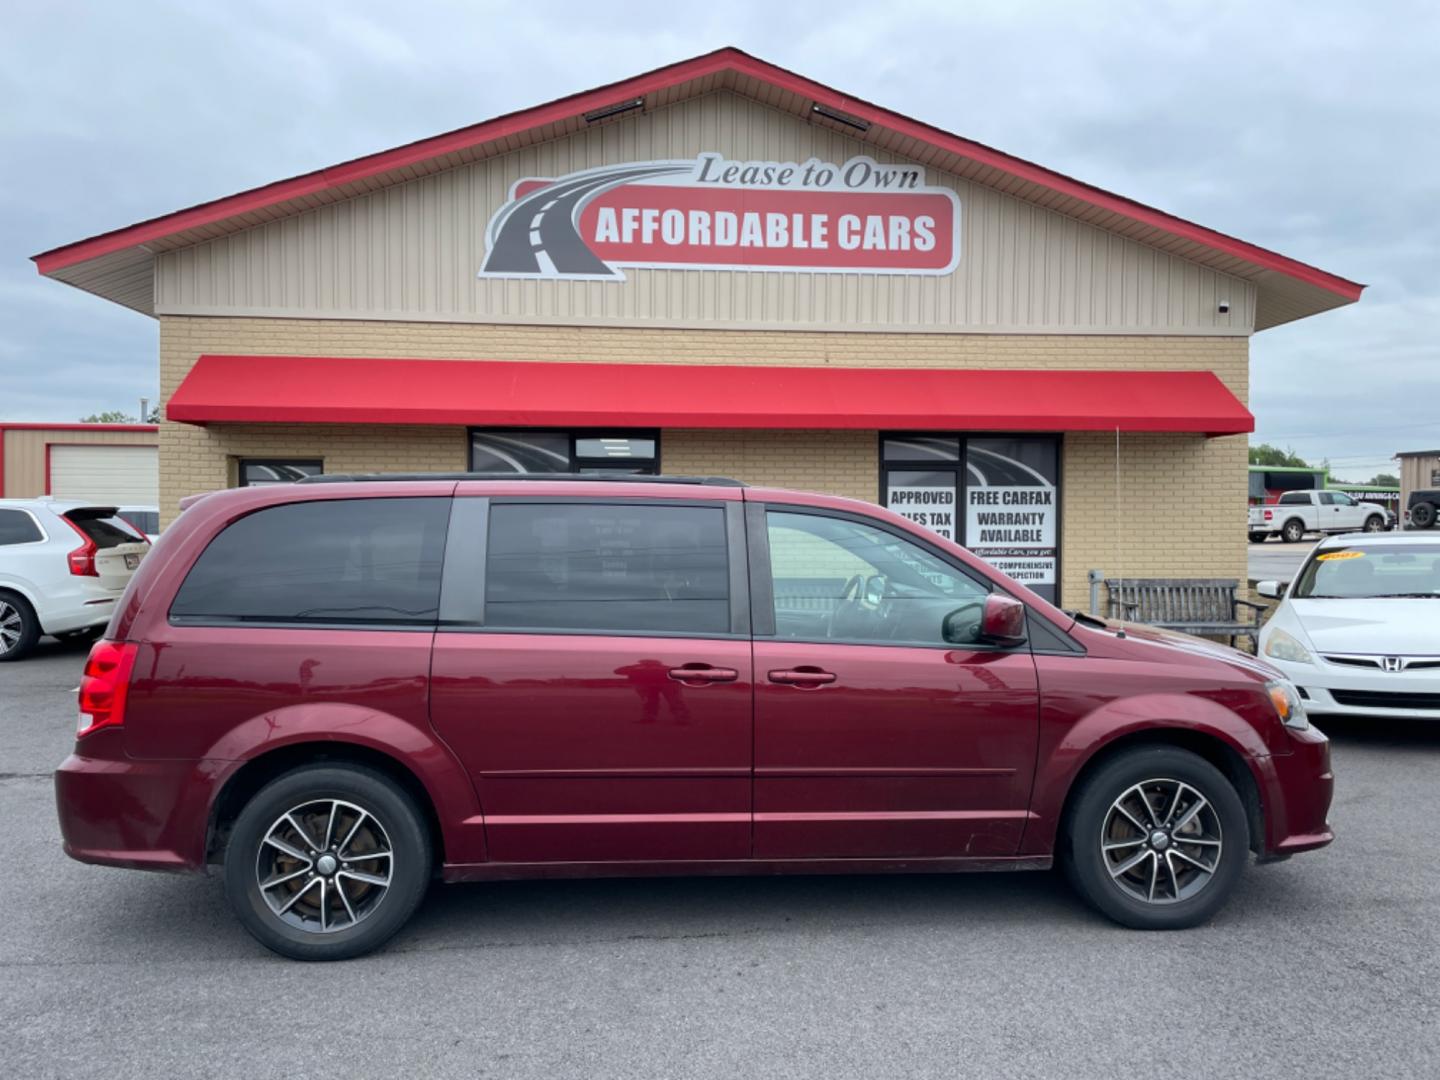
left=38, top=585, right=122, bottom=636
left=1260, top=728, right=1335, bottom=857
left=54, top=732, right=216, bottom=873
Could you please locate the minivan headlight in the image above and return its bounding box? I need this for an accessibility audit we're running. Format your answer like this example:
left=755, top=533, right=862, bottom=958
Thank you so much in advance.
left=1266, top=679, right=1309, bottom=731
left=1264, top=627, right=1313, bottom=665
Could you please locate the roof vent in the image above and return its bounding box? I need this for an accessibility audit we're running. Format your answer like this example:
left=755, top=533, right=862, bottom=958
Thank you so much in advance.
left=810, top=103, right=870, bottom=132
left=584, top=97, right=645, bottom=123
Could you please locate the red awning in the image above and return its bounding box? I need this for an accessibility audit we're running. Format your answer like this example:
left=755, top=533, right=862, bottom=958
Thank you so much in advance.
left=166, top=355, right=1253, bottom=435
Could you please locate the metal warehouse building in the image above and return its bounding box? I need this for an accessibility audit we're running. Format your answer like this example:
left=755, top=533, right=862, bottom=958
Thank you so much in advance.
left=31, top=48, right=1361, bottom=608
left=0, top=422, right=158, bottom=504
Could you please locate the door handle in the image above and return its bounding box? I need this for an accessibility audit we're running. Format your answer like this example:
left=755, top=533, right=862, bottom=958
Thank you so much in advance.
left=768, top=667, right=837, bottom=687
left=667, top=663, right=739, bottom=684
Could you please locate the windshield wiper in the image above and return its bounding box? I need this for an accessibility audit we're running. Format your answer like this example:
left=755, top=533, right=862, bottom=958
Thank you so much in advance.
left=1304, top=593, right=1440, bottom=600
left=1067, top=610, right=1110, bottom=629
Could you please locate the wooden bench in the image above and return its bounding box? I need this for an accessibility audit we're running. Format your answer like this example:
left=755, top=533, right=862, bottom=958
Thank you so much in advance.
left=1104, top=578, right=1265, bottom=649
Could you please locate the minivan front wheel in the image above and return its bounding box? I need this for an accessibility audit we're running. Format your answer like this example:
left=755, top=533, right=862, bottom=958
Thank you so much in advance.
left=223, top=764, right=431, bottom=960
left=1062, top=746, right=1248, bottom=929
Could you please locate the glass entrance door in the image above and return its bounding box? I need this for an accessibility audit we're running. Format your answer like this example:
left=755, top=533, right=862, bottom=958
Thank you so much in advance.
left=882, top=434, right=1060, bottom=604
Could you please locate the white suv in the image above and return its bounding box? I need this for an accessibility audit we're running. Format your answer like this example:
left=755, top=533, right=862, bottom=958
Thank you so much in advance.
left=0, top=499, right=150, bottom=661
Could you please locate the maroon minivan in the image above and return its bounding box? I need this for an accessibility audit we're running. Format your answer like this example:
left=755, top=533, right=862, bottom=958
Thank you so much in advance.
left=55, top=475, right=1333, bottom=959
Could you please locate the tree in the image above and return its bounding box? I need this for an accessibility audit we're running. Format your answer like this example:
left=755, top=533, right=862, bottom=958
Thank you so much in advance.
left=79, top=406, right=160, bottom=423
left=1366, top=472, right=1400, bottom=488
left=79, top=410, right=137, bottom=423
left=1248, top=443, right=1311, bottom=468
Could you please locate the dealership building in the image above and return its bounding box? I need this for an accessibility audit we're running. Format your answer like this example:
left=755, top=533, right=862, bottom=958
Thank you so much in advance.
left=32, top=49, right=1362, bottom=608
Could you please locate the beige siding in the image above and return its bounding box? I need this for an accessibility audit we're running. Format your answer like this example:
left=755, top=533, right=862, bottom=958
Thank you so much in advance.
left=155, top=92, right=1256, bottom=336
left=159, top=315, right=1250, bottom=608
left=1399, top=453, right=1440, bottom=511
left=2, top=428, right=158, bottom=500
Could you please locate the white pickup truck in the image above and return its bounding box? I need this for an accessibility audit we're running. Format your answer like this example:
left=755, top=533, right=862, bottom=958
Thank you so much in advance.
left=1248, top=489, right=1391, bottom=543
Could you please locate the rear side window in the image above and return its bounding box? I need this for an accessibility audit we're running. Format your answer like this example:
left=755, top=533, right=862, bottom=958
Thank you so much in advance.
left=0, top=509, right=43, bottom=546
left=65, top=509, right=145, bottom=548
left=1278, top=492, right=1308, bottom=506
left=485, top=503, right=730, bottom=634
left=171, top=497, right=449, bottom=625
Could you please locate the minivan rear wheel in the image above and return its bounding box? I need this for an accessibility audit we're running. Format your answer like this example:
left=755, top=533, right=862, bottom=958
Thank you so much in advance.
left=1061, top=746, right=1248, bottom=929
left=222, top=763, right=431, bottom=960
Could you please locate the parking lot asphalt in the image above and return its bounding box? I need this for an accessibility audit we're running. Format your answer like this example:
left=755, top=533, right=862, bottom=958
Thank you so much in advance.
left=1248, top=537, right=1319, bottom=585
left=3, top=639, right=1439, bottom=1080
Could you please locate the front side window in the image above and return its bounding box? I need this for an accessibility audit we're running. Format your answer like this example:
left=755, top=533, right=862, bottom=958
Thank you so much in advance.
left=239, top=460, right=323, bottom=487
left=485, top=503, right=729, bottom=634
left=0, top=509, right=43, bottom=546
left=470, top=430, right=658, bottom=475
left=766, top=511, right=990, bottom=646
left=171, top=497, right=449, bottom=625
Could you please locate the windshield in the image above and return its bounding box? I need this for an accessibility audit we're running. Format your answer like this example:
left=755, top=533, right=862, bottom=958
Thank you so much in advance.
left=1291, top=543, right=1440, bottom=599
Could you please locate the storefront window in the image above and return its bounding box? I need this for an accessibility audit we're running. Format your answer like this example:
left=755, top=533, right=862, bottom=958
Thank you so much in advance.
left=881, top=434, right=1059, bottom=603
left=469, top=430, right=659, bottom=474
left=238, top=459, right=323, bottom=486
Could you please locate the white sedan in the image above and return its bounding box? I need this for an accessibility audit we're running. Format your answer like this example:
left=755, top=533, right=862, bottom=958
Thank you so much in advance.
left=1258, top=533, right=1440, bottom=720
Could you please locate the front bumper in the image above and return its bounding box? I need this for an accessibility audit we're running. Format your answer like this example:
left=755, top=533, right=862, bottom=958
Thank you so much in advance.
left=1265, top=656, right=1440, bottom=720
left=1259, top=725, right=1335, bottom=857
left=54, top=730, right=219, bottom=873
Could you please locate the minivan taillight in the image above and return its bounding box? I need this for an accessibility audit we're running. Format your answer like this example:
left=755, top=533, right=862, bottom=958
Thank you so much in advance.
left=61, top=516, right=99, bottom=576
left=77, top=640, right=138, bottom=738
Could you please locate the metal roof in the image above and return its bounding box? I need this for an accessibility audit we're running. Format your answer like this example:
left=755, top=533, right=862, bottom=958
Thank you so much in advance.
left=33, top=47, right=1364, bottom=330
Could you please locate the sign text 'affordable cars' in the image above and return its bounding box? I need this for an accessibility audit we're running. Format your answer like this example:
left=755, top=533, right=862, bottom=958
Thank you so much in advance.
left=480, top=154, right=961, bottom=279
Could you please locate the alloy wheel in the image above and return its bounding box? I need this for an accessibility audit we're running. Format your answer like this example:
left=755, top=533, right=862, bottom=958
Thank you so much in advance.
left=256, top=798, right=394, bottom=934
left=0, top=601, right=22, bottom=655
left=1101, top=779, right=1223, bottom=904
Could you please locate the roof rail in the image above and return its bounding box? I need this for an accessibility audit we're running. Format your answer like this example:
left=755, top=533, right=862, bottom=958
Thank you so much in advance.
left=296, top=472, right=746, bottom=487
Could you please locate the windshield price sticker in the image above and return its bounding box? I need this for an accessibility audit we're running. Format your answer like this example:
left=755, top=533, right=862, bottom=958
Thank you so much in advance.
left=1316, top=550, right=1366, bottom=561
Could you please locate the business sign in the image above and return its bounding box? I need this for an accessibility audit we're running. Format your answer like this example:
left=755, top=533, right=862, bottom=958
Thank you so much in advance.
left=479, top=154, right=961, bottom=280
left=887, top=475, right=958, bottom=542
left=965, top=439, right=1058, bottom=592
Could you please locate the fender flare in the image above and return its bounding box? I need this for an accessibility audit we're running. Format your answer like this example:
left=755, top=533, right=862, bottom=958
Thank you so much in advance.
left=200, top=702, right=486, bottom=865
left=1022, top=692, right=1271, bottom=857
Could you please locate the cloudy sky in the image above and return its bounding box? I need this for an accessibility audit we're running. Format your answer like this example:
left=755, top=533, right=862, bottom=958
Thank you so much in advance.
left=3, top=0, right=1436, bottom=481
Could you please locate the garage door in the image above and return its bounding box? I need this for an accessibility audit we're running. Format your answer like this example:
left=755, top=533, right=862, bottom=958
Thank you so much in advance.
left=49, top=445, right=159, bottom=505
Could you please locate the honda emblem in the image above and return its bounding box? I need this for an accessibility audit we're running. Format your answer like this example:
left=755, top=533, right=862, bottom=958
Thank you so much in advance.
left=1382, top=656, right=1405, bottom=673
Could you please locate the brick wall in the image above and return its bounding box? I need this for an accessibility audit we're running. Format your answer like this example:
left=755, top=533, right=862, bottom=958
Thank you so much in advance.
left=159, top=316, right=1250, bottom=609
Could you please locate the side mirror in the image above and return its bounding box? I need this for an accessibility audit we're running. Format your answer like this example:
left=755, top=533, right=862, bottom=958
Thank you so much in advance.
left=1256, top=580, right=1286, bottom=599
left=979, top=593, right=1027, bottom=647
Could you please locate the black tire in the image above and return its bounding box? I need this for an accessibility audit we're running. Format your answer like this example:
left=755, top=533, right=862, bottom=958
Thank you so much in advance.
left=0, top=591, right=41, bottom=662
left=1363, top=515, right=1384, bottom=533
left=1061, top=746, right=1249, bottom=930
left=1281, top=518, right=1305, bottom=543
left=223, top=763, right=432, bottom=960
left=1248, top=532, right=1267, bottom=544
left=1412, top=502, right=1436, bottom=530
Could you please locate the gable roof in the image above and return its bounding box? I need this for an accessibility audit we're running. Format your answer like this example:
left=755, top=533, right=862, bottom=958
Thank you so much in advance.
left=33, top=46, right=1363, bottom=330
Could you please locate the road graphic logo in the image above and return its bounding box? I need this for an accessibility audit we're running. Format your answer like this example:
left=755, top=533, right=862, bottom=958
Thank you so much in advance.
left=479, top=154, right=961, bottom=280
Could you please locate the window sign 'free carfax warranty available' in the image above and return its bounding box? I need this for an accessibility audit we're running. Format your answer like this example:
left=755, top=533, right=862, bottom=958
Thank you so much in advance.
left=479, top=154, right=962, bottom=280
